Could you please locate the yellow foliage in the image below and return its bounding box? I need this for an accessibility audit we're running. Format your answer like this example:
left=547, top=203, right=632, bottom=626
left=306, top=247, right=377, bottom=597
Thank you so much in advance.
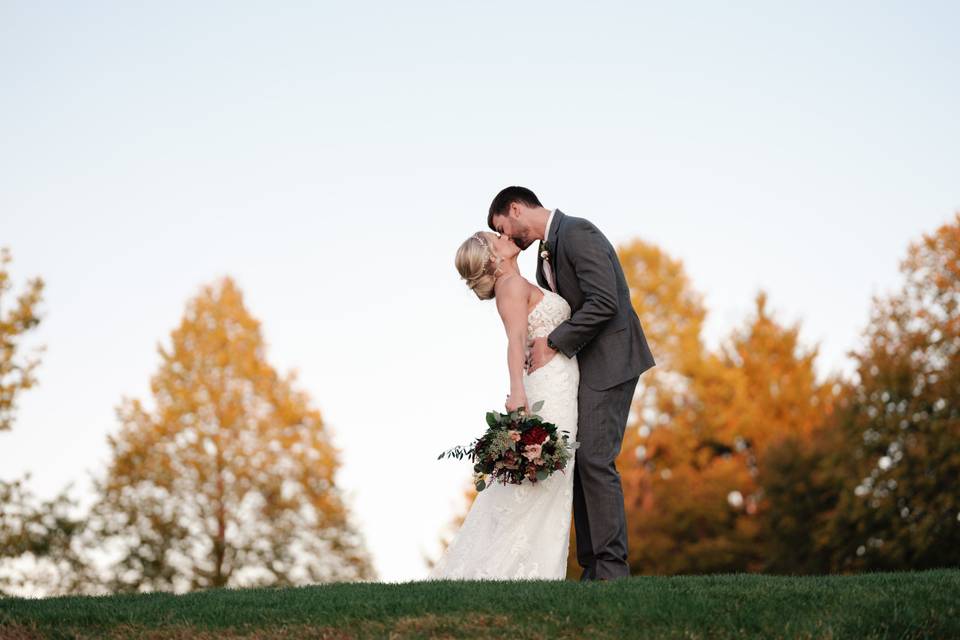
left=0, top=247, right=45, bottom=434
left=89, top=276, right=374, bottom=592
left=617, top=239, right=836, bottom=574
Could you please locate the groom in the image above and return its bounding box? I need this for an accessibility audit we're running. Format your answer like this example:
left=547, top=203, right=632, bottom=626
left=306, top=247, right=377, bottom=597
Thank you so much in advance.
left=488, top=186, right=656, bottom=582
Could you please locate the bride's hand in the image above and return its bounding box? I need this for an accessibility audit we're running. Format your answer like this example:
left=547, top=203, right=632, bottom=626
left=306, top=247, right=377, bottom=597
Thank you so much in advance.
left=505, top=390, right=528, bottom=413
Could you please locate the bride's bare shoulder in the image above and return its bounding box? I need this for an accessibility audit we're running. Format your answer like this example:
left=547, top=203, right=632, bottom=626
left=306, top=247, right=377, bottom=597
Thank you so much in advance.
left=495, top=274, right=537, bottom=311
left=494, top=273, right=534, bottom=297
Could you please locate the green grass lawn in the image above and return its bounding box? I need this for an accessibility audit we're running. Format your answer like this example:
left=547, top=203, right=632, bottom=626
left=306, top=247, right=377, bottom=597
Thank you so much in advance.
left=1, top=569, right=957, bottom=639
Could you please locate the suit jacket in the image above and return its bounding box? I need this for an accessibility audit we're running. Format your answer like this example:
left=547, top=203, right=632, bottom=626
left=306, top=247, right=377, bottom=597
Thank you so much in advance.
left=538, top=210, right=656, bottom=391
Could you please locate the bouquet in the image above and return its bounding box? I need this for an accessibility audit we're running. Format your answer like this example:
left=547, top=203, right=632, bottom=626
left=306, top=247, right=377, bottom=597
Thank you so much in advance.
left=438, top=401, right=579, bottom=492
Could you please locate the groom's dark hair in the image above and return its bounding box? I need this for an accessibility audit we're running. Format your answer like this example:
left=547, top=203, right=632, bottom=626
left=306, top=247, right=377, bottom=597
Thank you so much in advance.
left=487, top=186, right=543, bottom=231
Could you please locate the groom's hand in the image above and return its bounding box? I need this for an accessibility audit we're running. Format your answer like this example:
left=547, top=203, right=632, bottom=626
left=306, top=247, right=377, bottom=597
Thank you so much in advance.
left=527, top=337, right=558, bottom=374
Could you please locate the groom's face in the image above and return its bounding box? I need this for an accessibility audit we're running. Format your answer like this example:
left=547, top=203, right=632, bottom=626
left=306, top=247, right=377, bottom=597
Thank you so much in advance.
left=493, top=207, right=536, bottom=251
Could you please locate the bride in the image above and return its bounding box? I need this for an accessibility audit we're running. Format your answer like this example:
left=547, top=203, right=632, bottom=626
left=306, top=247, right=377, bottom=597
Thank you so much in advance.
left=428, top=230, right=579, bottom=580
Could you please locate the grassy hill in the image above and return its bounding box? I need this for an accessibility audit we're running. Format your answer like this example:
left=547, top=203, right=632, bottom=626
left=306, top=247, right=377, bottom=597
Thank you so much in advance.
left=1, top=569, right=957, bottom=639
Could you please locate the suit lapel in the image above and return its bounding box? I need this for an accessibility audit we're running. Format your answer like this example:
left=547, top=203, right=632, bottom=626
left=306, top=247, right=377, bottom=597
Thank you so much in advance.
left=546, top=210, right=565, bottom=290
left=535, top=250, right=547, bottom=289
left=547, top=210, right=564, bottom=257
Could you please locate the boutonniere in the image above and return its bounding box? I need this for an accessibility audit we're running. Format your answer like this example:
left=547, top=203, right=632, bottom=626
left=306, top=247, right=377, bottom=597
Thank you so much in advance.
left=539, top=241, right=551, bottom=262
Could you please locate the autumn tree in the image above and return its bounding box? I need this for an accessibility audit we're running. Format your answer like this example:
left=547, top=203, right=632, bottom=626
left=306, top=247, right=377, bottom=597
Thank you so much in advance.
left=756, top=403, right=849, bottom=574
left=820, top=213, right=960, bottom=571
left=85, top=276, right=375, bottom=593
left=617, top=239, right=836, bottom=574
left=0, top=247, right=92, bottom=597
left=0, top=247, right=44, bottom=434
left=718, top=291, right=841, bottom=574
left=615, top=239, right=749, bottom=574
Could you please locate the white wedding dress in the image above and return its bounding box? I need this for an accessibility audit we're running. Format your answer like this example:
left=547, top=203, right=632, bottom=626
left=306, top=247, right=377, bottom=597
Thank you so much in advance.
left=429, top=285, right=579, bottom=580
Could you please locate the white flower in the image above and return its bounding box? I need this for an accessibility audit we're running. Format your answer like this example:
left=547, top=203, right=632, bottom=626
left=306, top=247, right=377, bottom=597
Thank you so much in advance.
left=540, top=250, right=550, bottom=260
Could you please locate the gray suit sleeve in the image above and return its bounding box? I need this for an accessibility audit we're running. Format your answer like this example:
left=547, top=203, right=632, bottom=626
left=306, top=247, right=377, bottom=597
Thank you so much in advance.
left=547, top=220, right=619, bottom=358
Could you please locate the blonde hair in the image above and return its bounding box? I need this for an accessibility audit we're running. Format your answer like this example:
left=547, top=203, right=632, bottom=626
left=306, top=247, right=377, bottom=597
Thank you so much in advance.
left=455, top=232, right=503, bottom=300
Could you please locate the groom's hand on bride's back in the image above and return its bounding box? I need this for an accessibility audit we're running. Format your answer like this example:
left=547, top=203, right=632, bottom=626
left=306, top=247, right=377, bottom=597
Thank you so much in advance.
left=527, top=337, right=557, bottom=374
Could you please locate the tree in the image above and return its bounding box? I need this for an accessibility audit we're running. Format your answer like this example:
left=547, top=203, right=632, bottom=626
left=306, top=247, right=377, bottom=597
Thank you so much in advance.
left=756, top=406, right=848, bottom=574
left=617, top=239, right=836, bottom=574
left=0, top=247, right=44, bottom=434
left=822, top=213, right=960, bottom=571
left=85, top=277, right=375, bottom=593
left=0, top=473, right=93, bottom=596
left=617, top=239, right=764, bottom=574
left=0, top=248, right=92, bottom=597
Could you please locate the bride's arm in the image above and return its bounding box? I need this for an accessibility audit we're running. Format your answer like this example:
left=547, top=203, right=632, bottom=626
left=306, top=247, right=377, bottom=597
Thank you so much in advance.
left=495, top=276, right=529, bottom=412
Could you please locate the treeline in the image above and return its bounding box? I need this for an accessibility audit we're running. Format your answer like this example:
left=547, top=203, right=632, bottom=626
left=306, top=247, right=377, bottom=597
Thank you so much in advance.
left=611, top=212, right=960, bottom=575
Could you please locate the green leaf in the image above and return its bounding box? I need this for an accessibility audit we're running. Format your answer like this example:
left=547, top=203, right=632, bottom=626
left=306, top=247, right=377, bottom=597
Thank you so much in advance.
left=536, top=469, right=549, bottom=482
left=476, top=479, right=486, bottom=492
left=532, top=400, right=544, bottom=413
left=486, top=412, right=498, bottom=427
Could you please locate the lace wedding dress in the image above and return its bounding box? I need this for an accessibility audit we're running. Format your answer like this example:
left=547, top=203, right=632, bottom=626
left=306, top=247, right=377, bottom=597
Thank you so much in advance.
left=428, top=285, right=579, bottom=580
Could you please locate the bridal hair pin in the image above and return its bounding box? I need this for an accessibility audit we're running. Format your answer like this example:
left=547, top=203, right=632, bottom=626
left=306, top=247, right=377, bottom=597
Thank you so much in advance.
left=472, top=232, right=489, bottom=248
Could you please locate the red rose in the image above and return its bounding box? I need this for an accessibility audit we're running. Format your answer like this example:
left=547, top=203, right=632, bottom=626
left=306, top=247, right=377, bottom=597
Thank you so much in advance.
left=520, top=426, right=549, bottom=446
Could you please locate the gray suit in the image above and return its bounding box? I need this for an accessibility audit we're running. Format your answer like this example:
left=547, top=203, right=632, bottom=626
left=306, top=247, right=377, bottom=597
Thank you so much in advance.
left=538, top=209, right=655, bottom=580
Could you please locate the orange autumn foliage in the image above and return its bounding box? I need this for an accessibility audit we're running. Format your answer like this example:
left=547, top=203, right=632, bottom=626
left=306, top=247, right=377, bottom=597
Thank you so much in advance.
left=617, top=239, right=837, bottom=574
left=87, top=277, right=374, bottom=592
left=0, top=247, right=45, bottom=434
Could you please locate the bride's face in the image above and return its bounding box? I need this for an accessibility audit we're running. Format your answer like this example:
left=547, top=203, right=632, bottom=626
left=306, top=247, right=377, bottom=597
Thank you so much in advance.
left=488, top=231, right=521, bottom=261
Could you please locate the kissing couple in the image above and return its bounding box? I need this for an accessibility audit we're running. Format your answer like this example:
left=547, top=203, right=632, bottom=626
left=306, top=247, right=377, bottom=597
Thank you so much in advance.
left=429, top=186, right=655, bottom=582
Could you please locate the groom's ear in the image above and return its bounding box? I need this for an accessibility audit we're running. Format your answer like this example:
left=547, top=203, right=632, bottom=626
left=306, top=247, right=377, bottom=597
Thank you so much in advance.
left=488, top=204, right=520, bottom=231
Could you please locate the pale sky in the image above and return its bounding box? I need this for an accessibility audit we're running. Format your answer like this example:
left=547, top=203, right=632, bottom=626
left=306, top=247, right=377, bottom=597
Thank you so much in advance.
left=1, top=1, right=958, bottom=589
